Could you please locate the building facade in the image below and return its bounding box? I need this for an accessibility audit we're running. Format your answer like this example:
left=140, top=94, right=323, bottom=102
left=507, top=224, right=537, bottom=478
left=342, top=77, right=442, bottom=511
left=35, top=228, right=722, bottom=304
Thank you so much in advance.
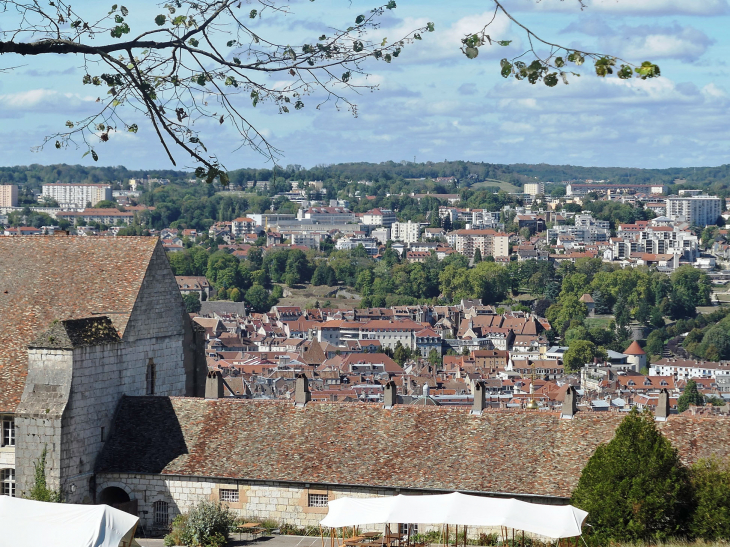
left=391, top=221, right=422, bottom=244
left=42, top=183, right=112, bottom=208
left=0, top=184, right=18, bottom=207
left=666, top=195, right=722, bottom=227
left=0, top=237, right=207, bottom=503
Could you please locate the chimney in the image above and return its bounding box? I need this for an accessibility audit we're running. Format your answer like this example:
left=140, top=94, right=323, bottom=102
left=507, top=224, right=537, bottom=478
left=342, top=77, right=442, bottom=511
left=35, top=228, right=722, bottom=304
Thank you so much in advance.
left=655, top=389, right=670, bottom=421
left=295, top=372, right=311, bottom=407
left=383, top=380, right=397, bottom=409
left=205, top=370, right=224, bottom=399
left=471, top=381, right=486, bottom=415
left=561, top=386, right=578, bottom=419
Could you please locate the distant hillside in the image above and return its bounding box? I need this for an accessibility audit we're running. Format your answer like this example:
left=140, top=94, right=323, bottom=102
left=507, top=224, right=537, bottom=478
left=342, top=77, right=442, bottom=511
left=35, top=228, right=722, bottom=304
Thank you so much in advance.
left=2, top=161, right=730, bottom=195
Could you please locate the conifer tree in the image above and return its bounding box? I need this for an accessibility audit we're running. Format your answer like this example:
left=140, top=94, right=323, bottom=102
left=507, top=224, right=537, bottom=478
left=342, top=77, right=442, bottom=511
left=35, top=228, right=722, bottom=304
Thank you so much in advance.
left=571, top=408, right=693, bottom=542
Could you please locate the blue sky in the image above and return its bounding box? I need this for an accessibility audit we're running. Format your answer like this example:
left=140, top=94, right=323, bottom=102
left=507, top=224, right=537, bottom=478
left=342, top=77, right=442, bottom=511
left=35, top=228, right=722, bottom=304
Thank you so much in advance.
left=1, top=0, right=729, bottom=170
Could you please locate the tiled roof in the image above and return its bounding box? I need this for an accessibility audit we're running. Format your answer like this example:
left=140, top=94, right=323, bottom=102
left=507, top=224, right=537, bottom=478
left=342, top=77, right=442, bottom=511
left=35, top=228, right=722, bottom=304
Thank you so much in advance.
left=97, top=397, right=730, bottom=499
left=0, top=236, right=159, bottom=412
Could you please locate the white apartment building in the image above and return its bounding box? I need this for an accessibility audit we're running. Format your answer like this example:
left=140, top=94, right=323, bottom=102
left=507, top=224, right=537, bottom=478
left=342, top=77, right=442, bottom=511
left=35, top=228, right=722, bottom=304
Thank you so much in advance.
left=447, top=229, right=510, bottom=258
left=335, top=236, right=379, bottom=256
left=650, top=359, right=730, bottom=380
left=362, top=208, right=396, bottom=227
left=231, top=217, right=257, bottom=237
left=391, top=221, right=422, bottom=244
left=297, top=206, right=355, bottom=224
left=42, top=183, right=112, bottom=207
left=524, top=182, right=545, bottom=196
left=666, top=195, right=722, bottom=227
left=0, top=185, right=18, bottom=208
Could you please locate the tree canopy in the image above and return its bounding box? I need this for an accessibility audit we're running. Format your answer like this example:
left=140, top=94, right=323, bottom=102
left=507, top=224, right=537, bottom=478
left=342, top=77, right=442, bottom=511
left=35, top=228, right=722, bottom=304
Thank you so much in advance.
left=571, top=409, right=694, bottom=542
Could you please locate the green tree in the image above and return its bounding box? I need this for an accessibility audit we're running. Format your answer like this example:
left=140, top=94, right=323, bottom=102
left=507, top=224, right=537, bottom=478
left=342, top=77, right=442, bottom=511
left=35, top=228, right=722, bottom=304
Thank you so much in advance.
left=691, top=458, right=730, bottom=540
left=428, top=348, right=441, bottom=370
left=393, top=342, right=409, bottom=367
left=473, top=248, right=482, bottom=263
left=571, top=409, right=694, bottom=542
left=182, top=293, right=202, bottom=313
left=27, top=446, right=63, bottom=503
left=245, top=284, right=270, bottom=313
left=645, top=329, right=665, bottom=357
left=677, top=379, right=705, bottom=413
left=563, top=339, right=599, bottom=372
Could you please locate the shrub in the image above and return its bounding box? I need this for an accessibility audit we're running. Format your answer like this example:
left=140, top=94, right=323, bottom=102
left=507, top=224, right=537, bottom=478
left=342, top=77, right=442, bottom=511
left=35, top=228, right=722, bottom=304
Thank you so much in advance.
left=691, top=458, right=730, bottom=540
left=164, top=500, right=235, bottom=546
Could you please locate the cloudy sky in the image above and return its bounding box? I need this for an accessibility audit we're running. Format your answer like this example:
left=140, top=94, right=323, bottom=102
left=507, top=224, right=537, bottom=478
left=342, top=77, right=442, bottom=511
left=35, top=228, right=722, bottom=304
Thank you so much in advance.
left=0, top=0, right=729, bottom=170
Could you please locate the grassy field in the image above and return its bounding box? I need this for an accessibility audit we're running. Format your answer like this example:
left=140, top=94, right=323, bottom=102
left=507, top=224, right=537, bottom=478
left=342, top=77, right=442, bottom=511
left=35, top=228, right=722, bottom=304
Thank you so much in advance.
left=583, top=316, right=614, bottom=329
left=471, top=179, right=522, bottom=193
left=274, top=284, right=362, bottom=310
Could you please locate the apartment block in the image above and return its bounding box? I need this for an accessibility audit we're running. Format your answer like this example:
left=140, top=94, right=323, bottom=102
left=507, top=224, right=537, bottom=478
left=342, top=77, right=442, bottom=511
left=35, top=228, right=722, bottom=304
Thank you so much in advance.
left=447, top=229, right=510, bottom=258
left=42, top=183, right=112, bottom=207
left=666, top=195, right=722, bottom=227
left=0, top=185, right=18, bottom=207
left=391, top=221, right=422, bottom=243
left=523, top=182, right=545, bottom=196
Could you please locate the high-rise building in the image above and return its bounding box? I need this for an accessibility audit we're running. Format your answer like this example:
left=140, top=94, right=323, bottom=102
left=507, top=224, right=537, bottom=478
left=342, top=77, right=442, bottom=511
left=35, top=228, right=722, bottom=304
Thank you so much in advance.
left=523, top=182, right=545, bottom=196
left=391, top=221, right=422, bottom=244
left=42, top=183, right=112, bottom=208
left=0, top=185, right=18, bottom=207
left=666, top=195, right=722, bottom=227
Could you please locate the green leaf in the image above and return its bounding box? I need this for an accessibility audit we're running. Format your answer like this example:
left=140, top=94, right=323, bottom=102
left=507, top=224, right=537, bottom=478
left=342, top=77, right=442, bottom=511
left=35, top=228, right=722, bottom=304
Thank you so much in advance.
left=195, top=74, right=206, bottom=86
left=233, top=57, right=241, bottom=65
left=342, top=71, right=351, bottom=83
left=172, top=15, right=187, bottom=25
left=114, top=14, right=124, bottom=23
left=353, top=41, right=364, bottom=52
left=91, top=150, right=99, bottom=162
left=227, top=40, right=236, bottom=47
left=128, top=124, right=138, bottom=133
left=496, top=40, right=511, bottom=46
left=295, top=100, right=304, bottom=110
left=381, top=38, right=387, bottom=47
left=617, top=64, right=633, bottom=79
left=224, top=76, right=238, bottom=87
left=82, top=150, right=91, bottom=158
left=355, top=15, right=365, bottom=24
left=635, top=61, right=660, bottom=79
left=251, top=90, right=259, bottom=107
left=120, top=6, right=128, bottom=16
left=155, top=14, right=166, bottom=25
left=465, top=46, right=478, bottom=59
left=384, top=53, right=392, bottom=63
left=544, top=73, right=558, bottom=87
left=500, top=59, right=512, bottom=78
left=386, top=0, right=396, bottom=8
left=414, top=33, right=421, bottom=40
left=55, top=141, right=61, bottom=149
left=188, top=38, right=199, bottom=47
left=111, top=4, right=118, bottom=11
left=65, top=121, right=74, bottom=128
left=426, top=22, right=435, bottom=32
left=555, top=57, right=565, bottom=68
left=250, top=9, right=257, bottom=18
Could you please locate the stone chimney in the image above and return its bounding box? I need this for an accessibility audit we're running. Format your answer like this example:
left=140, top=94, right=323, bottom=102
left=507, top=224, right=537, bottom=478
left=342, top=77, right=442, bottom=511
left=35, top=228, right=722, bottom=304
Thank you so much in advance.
left=295, top=373, right=311, bottom=407
left=561, top=386, right=578, bottom=419
left=205, top=370, right=224, bottom=399
left=383, top=380, right=397, bottom=409
left=471, top=381, right=486, bottom=415
left=655, top=388, right=670, bottom=421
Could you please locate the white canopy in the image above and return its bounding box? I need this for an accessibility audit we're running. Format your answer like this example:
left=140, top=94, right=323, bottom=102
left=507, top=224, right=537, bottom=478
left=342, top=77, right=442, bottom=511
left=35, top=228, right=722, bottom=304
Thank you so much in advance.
left=0, top=496, right=139, bottom=547
left=319, top=493, right=588, bottom=539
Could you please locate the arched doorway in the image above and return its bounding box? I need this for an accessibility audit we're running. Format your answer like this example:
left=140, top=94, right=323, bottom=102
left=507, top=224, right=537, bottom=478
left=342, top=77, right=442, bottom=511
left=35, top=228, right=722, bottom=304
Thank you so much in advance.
left=99, top=486, right=130, bottom=505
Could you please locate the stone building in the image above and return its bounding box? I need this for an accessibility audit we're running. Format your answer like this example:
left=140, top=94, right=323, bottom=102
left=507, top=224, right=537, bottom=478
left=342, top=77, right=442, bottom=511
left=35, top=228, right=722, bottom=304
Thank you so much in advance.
left=95, top=381, right=730, bottom=531
left=0, top=236, right=207, bottom=503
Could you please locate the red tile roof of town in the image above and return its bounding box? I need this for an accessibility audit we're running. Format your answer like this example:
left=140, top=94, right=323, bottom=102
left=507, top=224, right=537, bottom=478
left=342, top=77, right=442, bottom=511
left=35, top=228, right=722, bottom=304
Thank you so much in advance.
left=624, top=341, right=646, bottom=355
left=98, top=397, right=730, bottom=499
left=0, top=236, right=160, bottom=412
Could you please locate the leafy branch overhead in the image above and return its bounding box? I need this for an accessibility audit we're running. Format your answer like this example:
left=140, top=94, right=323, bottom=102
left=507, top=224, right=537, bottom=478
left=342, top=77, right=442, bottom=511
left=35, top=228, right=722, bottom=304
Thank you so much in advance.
left=461, top=0, right=660, bottom=86
left=0, top=0, right=434, bottom=182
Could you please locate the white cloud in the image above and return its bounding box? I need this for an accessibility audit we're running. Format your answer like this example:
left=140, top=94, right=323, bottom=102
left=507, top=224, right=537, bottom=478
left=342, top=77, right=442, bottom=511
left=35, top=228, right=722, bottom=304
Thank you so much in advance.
left=522, top=0, right=728, bottom=16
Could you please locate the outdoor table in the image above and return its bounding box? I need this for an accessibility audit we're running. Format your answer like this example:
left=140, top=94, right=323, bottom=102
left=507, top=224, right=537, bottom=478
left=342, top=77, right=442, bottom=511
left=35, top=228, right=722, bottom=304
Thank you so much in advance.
left=344, top=535, right=367, bottom=545
left=237, top=522, right=264, bottom=541
left=361, top=532, right=382, bottom=538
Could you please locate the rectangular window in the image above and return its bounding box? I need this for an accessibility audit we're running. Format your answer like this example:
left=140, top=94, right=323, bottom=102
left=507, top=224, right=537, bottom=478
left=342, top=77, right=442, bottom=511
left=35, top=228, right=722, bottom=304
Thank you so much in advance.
left=153, top=500, right=169, bottom=525
left=1, top=469, right=15, bottom=497
left=1, top=418, right=14, bottom=447
left=219, top=488, right=239, bottom=502
left=308, top=493, right=329, bottom=507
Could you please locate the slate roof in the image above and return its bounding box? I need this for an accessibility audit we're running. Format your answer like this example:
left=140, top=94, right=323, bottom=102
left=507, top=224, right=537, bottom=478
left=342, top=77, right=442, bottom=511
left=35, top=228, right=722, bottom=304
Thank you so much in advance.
left=0, top=236, right=159, bottom=412
left=96, top=397, right=730, bottom=499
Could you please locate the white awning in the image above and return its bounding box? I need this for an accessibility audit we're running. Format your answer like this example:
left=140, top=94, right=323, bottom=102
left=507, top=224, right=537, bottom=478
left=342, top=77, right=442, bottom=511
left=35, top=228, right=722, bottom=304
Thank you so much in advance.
left=320, top=493, right=588, bottom=539
left=0, top=496, right=139, bottom=547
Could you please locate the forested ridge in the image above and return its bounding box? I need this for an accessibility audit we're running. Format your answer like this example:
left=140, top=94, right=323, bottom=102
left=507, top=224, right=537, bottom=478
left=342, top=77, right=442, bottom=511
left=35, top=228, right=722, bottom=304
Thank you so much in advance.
left=4, top=162, right=730, bottom=194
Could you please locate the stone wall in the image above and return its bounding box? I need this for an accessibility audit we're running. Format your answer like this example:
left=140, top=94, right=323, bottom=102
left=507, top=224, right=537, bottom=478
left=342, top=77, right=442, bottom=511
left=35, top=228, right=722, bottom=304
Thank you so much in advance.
left=97, top=473, right=394, bottom=530
left=15, top=348, right=73, bottom=496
